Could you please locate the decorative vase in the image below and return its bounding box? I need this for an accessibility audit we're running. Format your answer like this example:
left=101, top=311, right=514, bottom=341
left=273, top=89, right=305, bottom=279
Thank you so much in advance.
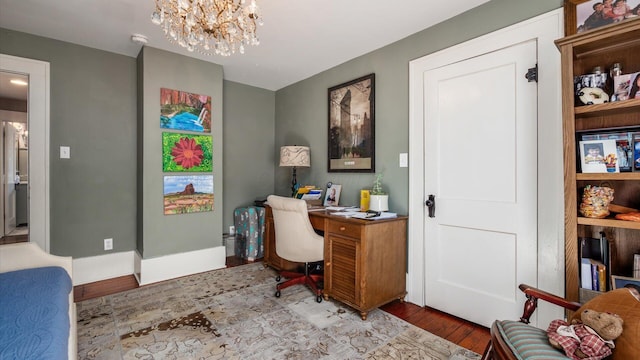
left=369, top=194, right=389, bottom=212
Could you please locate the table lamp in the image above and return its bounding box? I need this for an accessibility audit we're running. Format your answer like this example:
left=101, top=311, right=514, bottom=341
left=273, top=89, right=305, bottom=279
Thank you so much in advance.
left=279, top=146, right=310, bottom=196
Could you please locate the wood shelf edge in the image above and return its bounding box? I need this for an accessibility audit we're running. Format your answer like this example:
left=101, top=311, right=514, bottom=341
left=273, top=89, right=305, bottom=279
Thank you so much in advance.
left=577, top=217, right=640, bottom=230
left=576, top=173, right=640, bottom=180
left=574, top=98, right=640, bottom=117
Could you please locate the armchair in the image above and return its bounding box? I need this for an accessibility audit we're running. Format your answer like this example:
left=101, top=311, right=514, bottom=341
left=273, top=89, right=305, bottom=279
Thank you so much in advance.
left=482, top=284, right=640, bottom=360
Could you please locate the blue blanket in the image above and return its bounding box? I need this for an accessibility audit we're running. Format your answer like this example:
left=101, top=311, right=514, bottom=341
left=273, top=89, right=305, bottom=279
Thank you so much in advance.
left=0, top=266, right=72, bottom=360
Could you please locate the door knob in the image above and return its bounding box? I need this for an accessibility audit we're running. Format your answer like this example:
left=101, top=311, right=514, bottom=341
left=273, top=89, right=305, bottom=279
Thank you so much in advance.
left=425, top=195, right=435, bottom=218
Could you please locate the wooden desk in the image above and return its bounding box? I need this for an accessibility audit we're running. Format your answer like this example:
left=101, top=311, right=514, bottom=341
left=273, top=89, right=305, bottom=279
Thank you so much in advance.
left=264, top=207, right=408, bottom=320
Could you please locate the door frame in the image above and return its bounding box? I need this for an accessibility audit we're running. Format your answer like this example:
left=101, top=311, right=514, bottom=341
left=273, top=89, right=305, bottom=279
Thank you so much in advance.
left=0, top=54, right=50, bottom=252
left=408, top=9, right=564, bottom=327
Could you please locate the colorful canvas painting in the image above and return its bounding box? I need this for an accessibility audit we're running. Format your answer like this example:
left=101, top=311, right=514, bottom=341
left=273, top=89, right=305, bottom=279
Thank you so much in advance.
left=163, top=175, right=214, bottom=215
left=160, top=88, right=211, bottom=133
left=162, top=132, right=213, bottom=172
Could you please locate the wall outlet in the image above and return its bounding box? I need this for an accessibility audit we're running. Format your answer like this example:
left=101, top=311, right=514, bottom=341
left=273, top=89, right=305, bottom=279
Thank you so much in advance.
left=104, top=238, right=113, bottom=251
left=229, top=225, right=235, bottom=235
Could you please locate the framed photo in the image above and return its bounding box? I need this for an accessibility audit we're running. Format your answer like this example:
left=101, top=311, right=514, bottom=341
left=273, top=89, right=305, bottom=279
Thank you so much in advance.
left=579, top=139, right=619, bottom=173
left=324, top=183, right=342, bottom=206
left=634, top=132, right=640, bottom=170
left=582, top=131, right=636, bottom=171
left=564, top=0, right=640, bottom=36
left=611, top=275, right=640, bottom=291
left=328, top=74, right=375, bottom=173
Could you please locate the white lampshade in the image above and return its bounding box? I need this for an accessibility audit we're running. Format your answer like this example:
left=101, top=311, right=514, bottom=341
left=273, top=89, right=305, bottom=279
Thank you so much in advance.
left=279, top=146, right=310, bottom=167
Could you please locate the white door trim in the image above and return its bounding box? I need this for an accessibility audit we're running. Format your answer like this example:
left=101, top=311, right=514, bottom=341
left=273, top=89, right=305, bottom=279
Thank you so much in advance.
left=408, top=9, right=564, bottom=328
left=0, top=54, right=50, bottom=253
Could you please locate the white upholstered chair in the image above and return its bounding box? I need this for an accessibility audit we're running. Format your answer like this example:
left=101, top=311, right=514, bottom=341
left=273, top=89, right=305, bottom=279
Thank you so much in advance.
left=266, top=195, right=324, bottom=302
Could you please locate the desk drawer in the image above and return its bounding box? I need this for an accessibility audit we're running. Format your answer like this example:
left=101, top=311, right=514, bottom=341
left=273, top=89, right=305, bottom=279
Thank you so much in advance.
left=327, top=221, right=361, bottom=239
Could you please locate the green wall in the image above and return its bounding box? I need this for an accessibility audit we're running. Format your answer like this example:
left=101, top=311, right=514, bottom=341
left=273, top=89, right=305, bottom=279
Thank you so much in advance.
left=0, top=28, right=137, bottom=257
left=274, top=0, right=562, bottom=214
left=0, top=28, right=276, bottom=258
left=222, top=81, right=275, bottom=232
left=0, top=0, right=562, bottom=259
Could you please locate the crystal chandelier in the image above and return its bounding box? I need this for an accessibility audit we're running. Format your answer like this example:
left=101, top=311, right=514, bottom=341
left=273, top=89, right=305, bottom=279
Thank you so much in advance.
left=151, top=0, right=263, bottom=57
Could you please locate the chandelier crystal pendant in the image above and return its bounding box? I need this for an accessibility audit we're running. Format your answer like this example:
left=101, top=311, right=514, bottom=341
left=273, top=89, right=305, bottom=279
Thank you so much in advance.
left=151, top=0, right=263, bottom=57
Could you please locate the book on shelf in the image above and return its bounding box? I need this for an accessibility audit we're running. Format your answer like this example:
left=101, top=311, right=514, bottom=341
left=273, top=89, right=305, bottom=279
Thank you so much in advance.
left=580, top=234, right=610, bottom=292
left=581, top=258, right=607, bottom=291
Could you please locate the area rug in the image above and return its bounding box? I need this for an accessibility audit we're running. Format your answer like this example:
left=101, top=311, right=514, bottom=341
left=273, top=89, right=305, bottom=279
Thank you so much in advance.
left=76, top=263, right=481, bottom=359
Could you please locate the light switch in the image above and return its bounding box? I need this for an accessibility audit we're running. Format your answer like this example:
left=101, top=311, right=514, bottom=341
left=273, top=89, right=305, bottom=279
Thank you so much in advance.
left=399, top=153, right=408, bottom=167
left=60, top=146, right=70, bottom=159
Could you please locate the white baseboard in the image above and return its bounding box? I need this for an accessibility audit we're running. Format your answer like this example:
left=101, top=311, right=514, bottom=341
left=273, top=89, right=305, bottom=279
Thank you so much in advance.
left=73, top=246, right=226, bottom=286
left=73, top=251, right=136, bottom=285
left=134, top=246, right=226, bottom=286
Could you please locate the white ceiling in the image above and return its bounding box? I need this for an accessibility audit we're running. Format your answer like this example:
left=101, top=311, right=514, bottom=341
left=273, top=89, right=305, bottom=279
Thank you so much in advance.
left=0, top=0, right=489, bottom=91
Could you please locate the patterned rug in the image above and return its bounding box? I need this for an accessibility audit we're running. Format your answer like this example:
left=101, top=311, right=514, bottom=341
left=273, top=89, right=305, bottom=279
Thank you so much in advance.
left=76, top=263, right=481, bottom=359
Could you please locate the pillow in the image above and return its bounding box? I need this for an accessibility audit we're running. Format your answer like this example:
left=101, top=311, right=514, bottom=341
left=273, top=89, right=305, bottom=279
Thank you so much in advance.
left=570, top=287, right=640, bottom=360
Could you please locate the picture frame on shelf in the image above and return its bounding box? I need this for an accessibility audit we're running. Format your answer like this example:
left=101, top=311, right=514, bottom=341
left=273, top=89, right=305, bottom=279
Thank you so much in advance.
left=328, top=74, right=375, bottom=173
left=582, top=131, right=636, bottom=172
left=634, top=132, right=640, bottom=170
left=564, top=0, right=640, bottom=36
left=611, top=275, right=640, bottom=290
left=579, top=139, right=619, bottom=173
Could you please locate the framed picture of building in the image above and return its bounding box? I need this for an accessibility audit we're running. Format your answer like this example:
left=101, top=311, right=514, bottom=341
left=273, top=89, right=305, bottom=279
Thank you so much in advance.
left=328, top=73, right=375, bottom=172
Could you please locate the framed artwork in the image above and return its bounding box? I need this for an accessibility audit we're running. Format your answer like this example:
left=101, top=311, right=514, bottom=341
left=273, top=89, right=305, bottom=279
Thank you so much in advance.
left=579, top=139, right=619, bottom=173
left=611, top=275, right=640, bottom=290
left=162, top=132, right=213, bottom=172
left=324, top=183, right=342, bottom=206
left=564, top=0, right=640, bottom=36
left=160, top=88, right=211, bottom=133
left=328, top=74, right=375, bottom=173
left=163, top=175, right=214, bottom=215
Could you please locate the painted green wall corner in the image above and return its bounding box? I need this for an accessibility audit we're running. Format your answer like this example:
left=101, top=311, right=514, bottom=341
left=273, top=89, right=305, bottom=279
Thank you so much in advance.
left=222, top=80, right=275, bottom=232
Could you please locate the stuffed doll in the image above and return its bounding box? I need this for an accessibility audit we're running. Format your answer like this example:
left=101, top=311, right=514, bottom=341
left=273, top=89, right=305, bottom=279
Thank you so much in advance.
left=547, top=309, right=624, bottom=360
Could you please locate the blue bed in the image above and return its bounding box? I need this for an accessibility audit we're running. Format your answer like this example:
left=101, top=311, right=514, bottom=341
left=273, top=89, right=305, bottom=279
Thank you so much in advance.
left=0, top=266, right=73, bottom=360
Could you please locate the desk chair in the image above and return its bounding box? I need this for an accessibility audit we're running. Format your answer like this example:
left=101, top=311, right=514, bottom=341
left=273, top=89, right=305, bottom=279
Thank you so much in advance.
left=482, top=284, right=640, bottom=360
left=266, top=195, right=324, bottom=303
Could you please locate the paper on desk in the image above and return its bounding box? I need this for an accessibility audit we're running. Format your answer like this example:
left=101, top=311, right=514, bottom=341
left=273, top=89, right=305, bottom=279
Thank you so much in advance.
left=350, top=212, right=398, bottom=220
left=325, top=206, right=359, bottom=211
left=331, top=211, right=355, bottom=217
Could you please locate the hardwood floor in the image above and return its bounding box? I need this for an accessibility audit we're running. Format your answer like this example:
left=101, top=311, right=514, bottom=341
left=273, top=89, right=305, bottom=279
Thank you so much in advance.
left=73, top=256, right=491, bottom=355
left=0, top=234, right=29, bottom=245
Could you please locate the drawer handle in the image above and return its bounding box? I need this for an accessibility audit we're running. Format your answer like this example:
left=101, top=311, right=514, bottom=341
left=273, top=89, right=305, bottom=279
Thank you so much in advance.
left=339, top=226, right=346, bottom=231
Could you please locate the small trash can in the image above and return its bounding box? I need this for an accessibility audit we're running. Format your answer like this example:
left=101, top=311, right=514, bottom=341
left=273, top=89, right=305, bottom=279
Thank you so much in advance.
left=223, top=233, right=236, bottom=257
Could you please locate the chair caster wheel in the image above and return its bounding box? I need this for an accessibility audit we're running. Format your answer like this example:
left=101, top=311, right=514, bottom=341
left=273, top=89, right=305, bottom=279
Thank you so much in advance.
left=316, top=295, right=323, bottom=303
left=276, top=275, right=281, bottom=282
left=275, top=290, right=281, bottom=298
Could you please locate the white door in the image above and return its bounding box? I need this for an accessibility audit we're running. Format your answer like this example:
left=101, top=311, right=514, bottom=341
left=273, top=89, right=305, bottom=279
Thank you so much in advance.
left=4, top=123, right=17, bottom=235
left=423, top=40, right=538, bottom=327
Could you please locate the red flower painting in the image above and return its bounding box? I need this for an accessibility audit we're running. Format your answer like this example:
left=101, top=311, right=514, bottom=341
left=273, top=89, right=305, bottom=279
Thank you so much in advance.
left=171, top=137, right=203, bottom=169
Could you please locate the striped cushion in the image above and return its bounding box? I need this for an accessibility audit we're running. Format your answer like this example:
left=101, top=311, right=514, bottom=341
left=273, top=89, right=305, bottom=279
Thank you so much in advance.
left=496, top=320, right=569, bottom=360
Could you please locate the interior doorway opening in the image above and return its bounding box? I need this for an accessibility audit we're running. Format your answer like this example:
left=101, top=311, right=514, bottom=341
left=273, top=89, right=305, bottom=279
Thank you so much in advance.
left=0, top=71, right=29, bottom=245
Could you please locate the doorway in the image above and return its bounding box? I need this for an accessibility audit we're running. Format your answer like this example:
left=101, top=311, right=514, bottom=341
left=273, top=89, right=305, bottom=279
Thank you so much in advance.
left=0, top=72, right=29, bottom=244
left=0, top=54, right=50, bottom=252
